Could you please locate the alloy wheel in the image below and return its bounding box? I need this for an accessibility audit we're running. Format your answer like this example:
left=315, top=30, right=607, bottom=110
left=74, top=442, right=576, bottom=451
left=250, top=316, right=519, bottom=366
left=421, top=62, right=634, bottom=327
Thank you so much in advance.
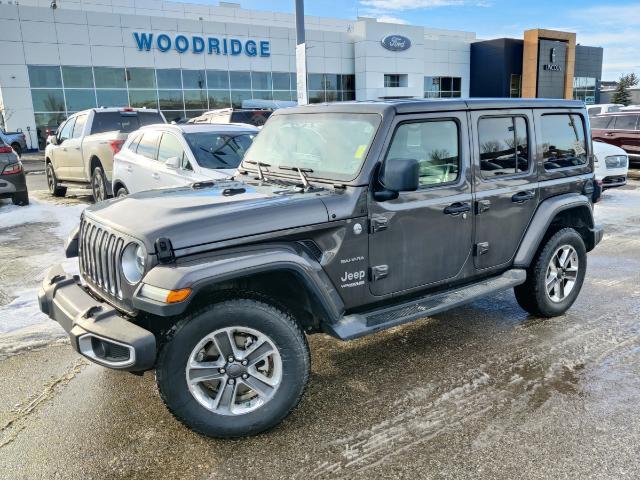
left=93, top=170, right=105, bottom=202
left=46, top=164, right=55, bottom=193
left=186, top=326, right=282, bottom=416
left=545, top=245, right=579, bottom=303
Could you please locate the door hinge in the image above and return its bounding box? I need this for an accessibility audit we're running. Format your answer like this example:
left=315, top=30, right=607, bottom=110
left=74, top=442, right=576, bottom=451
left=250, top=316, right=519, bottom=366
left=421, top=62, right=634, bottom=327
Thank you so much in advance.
left=370, top=265, right=389, bottom=282
left=476, top=199, right=491, bottom=214
left=369, top=215, right=389, bottom=233
left=474, top=242, right=489, bottom=256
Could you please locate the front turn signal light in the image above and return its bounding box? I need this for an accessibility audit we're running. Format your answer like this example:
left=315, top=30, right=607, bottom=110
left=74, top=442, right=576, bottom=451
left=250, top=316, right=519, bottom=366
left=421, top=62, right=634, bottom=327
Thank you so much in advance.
left=140, top=284, right=192, bottom=304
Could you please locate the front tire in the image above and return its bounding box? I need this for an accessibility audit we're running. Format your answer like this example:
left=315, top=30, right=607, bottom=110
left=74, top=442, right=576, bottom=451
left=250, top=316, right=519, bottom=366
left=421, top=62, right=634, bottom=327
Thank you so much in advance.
left=156, top=298, right=310, bottom=438
left=514, top=228, right=587, bottom=317
left=46, top=162, right=66, bottom=197
left=116, top=186, right=128, bottom=198
left=12, top=190, right=29, bottom=206
left=91, top=165, right=109, bottom=203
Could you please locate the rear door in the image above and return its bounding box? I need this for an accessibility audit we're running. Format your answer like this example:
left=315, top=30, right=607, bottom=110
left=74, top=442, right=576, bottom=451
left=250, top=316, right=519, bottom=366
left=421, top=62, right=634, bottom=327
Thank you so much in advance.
left=52, top=118, right=76, bottom=179
left=470, top=109, right=537, bottom=270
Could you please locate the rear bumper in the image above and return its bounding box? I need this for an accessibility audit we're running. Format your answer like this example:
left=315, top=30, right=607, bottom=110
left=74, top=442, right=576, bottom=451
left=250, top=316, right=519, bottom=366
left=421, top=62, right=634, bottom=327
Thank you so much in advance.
left=0, top=171, right=27, bottom=196
left=38, top=265, right=156, bottom=371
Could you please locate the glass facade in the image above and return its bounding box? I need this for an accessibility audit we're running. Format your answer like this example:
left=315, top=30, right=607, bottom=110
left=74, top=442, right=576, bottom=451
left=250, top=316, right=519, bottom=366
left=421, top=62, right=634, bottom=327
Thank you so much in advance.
left=510, top=74, right=522, bottom=98
left=573, top=77, right=597, bottom=104
left=29, top=65, right=356, bottom=147
left=307, top=74, right=355, bottom=103
left=424, top=77, right=462, bottom=98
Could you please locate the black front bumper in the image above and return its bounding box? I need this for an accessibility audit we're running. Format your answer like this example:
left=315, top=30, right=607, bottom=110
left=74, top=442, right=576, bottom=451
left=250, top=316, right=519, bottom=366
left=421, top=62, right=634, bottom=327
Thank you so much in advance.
left=38, top=265, right=156, bottom=371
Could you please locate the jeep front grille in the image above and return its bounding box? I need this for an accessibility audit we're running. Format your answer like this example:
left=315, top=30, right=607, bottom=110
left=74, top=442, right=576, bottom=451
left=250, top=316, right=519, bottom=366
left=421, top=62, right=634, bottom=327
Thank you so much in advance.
left=79, top=218, right=126, bottom=300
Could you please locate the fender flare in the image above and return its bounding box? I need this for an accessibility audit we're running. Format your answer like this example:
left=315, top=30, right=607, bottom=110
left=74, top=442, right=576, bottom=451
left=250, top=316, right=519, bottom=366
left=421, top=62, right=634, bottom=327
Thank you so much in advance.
left=513, top=193, right=595, bottom=268
left=133, top=244, right=345, bottom=322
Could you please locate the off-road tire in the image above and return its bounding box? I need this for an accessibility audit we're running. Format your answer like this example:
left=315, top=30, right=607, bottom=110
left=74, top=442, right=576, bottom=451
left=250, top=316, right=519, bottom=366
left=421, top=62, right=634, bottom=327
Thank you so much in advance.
left=91, top=165, right=109, bottom=203
left=155, top=297, right=310, bottom=438
left=46, top=162, right=66, bottom=197
left=514, top=228, right=587, bottom=317
left=12, top=190, right=29, bottom=206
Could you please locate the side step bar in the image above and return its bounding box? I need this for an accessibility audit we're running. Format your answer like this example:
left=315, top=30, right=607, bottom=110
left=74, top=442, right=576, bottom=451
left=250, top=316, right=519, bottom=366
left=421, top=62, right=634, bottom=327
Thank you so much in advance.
left=325, top=269, right=526, bottom=340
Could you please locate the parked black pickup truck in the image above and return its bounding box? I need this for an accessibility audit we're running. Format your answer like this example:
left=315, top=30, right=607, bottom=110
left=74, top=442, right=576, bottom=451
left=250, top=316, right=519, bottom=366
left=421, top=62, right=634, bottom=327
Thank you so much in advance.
left=39, top=99, right=602, bottom=438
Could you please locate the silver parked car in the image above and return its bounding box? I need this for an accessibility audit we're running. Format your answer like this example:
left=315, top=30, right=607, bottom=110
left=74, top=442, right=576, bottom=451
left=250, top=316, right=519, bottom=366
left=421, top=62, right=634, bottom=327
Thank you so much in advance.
left=0, top=129, right=28, bottom=157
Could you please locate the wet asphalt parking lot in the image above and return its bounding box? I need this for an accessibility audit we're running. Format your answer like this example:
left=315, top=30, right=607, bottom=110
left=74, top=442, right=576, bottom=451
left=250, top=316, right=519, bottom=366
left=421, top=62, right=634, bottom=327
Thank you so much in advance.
left=0, top=164, right=639, bottom=479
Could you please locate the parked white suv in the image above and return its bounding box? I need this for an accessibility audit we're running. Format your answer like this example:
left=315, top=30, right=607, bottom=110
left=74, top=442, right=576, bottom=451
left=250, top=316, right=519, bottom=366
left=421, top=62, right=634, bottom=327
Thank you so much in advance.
left=592, top=141, right=628, bottom=189
left=112, top=124, right=258, bottom=196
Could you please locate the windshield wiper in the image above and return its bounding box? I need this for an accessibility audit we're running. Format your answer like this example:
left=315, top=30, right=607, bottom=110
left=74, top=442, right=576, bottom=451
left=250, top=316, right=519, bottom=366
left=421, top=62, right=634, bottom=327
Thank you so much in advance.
left=279, top=166, right=313, bottom=190
left=199, top=146, right=229, bottom=165
left=244, top=160, right=271, bottom=181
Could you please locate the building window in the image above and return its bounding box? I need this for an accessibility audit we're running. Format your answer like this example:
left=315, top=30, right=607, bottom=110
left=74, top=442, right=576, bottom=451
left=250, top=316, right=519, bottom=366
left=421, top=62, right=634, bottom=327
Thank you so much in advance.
left=510, top=74, right=522, bottom=98
left=307, top=74, right=355, bottom=103
left=27, top=64, right=353, bottom=148
left=573, top=77, right=597, bottom=105
left=384, top=74, right=407, bottom=88
left=424, top=77, right=462, bottom=98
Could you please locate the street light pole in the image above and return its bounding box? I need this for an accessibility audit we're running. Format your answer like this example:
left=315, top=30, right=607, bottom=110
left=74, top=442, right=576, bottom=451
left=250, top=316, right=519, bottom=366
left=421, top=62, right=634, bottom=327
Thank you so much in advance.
left=294, top=0, right=308, bottom=105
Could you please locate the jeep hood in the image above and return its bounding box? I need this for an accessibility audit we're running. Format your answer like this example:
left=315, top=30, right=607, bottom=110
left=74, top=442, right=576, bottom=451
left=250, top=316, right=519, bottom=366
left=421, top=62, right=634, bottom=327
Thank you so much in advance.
left=85, top=181, right=332, bottom=252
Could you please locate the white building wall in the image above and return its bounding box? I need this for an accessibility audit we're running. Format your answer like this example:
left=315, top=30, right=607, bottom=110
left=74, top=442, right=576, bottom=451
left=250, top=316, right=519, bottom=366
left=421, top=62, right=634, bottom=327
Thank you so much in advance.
left=0, top=1, right=475, bottom=149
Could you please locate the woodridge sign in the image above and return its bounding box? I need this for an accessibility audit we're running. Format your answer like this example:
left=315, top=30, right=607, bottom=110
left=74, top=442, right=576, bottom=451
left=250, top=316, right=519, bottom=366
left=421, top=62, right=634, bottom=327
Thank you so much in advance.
left=133, top=32, right=271, bottom=57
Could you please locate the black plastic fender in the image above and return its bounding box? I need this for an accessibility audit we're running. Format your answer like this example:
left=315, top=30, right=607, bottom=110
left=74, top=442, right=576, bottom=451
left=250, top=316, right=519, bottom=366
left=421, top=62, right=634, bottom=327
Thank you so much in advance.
left=513, top=193, right=596, bottom=268
left=133, top=243, right=345, bottom=321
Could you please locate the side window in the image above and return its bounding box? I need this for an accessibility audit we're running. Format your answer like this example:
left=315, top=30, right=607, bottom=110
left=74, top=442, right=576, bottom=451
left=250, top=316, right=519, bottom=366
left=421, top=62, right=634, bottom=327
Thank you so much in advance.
left=158, top=133, right=185, bottom=164
left=181, top=155, right=193, bottom=171
left=386, top=120, right=460, bottom=187
left=72, top=114, right=87, bottom=138
left=587, top=107, right=600, bottom=116
left=136, top=131, right=161, bottom=160
left=478, top=116, right=529, bottom=178
left=614, top=115, right=639, bottom=130
left=58, top=118, right=75, bottom=142
left=590, top=116, right=613, bottom=129
left=127, top=133, right=142, bottom=152
left=542, top=114, right=588, bottom=171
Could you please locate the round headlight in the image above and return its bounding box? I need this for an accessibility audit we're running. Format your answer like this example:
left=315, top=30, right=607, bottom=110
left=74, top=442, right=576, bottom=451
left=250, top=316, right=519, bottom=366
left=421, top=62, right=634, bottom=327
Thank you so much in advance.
left=121, top=242, right=146, bottom=284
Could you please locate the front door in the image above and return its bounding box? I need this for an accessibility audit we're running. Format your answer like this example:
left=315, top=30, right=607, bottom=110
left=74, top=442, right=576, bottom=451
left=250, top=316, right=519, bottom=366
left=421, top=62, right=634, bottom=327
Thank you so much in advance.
left=470, top=110, right=538, bottom=270
left=368, top=112, right=474, bottom=296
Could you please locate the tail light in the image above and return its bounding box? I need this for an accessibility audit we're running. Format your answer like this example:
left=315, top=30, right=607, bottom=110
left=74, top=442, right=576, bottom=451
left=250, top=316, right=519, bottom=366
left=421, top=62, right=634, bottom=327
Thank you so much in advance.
left=2, top=162, right=23, bottom=175
left=0, top=146, right=12, bottom=154
left=109, top=140, right=125, bottom=154
left=121, top=108, right=134, bottom=112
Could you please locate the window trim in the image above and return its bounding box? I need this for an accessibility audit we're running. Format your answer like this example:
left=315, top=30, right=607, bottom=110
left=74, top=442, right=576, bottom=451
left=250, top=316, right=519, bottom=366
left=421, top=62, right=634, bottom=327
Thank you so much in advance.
left=541, top=112, right=589, bottom=173
left=477, top=114, right=532, bottom=181
left=384, top=117, right=463, bottom=191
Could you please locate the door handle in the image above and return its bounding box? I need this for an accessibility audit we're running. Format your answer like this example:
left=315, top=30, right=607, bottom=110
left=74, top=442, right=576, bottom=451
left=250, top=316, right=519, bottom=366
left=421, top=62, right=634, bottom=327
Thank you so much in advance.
left=604, top=133, right=615, bottom=137
left=511, top=191, right=535, bottom=203
left=444, top=202, right=471, bottom=215
left=126, top=165, right=133, bottom=172
left=152, top=173, right=160, bottom=179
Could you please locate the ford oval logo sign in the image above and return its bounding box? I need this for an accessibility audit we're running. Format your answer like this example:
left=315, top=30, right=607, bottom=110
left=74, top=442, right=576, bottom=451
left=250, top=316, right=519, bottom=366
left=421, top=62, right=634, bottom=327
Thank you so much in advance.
left=381, top=35, right=411, bottom=52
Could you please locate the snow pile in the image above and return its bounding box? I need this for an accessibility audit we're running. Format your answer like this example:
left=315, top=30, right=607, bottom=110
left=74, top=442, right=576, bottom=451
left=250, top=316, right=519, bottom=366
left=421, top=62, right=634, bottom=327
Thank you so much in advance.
left=0, top=199, right=86, bottom=357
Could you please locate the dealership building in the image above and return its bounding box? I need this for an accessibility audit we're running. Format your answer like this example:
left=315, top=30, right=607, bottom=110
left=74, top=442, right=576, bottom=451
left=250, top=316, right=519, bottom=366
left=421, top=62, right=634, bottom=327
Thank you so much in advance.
left=0, top=0, right=603, bottom=149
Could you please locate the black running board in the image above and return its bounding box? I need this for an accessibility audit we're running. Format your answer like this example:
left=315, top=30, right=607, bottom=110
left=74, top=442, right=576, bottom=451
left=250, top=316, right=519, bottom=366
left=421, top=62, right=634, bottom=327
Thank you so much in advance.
left=325, top=269, right=526, bottom=340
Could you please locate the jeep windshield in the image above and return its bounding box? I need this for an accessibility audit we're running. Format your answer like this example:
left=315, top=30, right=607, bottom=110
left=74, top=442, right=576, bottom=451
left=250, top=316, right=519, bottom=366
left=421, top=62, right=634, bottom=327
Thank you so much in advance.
left=242, top=113, right=380, bottom=182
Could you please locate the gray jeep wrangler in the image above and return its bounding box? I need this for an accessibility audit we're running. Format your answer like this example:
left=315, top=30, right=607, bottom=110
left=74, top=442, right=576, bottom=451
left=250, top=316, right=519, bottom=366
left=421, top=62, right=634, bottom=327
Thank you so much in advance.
left=39, top=99, right=603, bottom=438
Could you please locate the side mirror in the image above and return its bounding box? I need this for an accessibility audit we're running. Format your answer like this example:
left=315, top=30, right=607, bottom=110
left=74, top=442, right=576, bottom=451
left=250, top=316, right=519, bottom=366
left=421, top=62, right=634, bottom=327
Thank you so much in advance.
left=48, top=135, right=58, bottom=146
left=380, top=158, right=420, bottom=193
left=165, top=156, right=180, bottom=169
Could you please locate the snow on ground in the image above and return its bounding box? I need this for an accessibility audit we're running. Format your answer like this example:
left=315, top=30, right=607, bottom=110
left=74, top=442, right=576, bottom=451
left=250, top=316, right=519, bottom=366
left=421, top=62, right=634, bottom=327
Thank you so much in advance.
left=0, top=198, right=86, bottom=357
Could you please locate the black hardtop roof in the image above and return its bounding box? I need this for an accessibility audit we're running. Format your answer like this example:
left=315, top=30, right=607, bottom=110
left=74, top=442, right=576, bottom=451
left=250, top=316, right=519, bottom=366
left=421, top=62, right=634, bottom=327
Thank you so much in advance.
left=274, top=98, right=585, bottom=116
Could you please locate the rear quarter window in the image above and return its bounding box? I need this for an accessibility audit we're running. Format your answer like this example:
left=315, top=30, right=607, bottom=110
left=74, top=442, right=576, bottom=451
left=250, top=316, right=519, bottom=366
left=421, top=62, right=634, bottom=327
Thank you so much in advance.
left=613, top=115, right=639, bottom=130
left=590, top=116, right=613, bottom=129
left=90, top=111, right=164, bottom=134
left=541, top=114, right=588, bottom=171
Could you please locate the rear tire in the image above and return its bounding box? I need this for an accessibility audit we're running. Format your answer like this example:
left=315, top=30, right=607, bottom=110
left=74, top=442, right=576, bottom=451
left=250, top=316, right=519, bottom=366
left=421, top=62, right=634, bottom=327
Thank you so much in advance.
left=12, top=190, right=29, bottom=206
left=156, top=298, right=310, bottom=438
left=514, top=228, right=587, bottom=317
left=91, top=165, right=109, bottom=203
left=11, top=143, right=22, bottom=157
left=46, top=162, right=66, bottom=197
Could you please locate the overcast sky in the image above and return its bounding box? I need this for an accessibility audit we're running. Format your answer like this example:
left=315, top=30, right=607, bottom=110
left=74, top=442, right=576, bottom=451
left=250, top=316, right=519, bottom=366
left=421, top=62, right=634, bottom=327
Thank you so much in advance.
left=176, top=0, right=640, bottom=81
